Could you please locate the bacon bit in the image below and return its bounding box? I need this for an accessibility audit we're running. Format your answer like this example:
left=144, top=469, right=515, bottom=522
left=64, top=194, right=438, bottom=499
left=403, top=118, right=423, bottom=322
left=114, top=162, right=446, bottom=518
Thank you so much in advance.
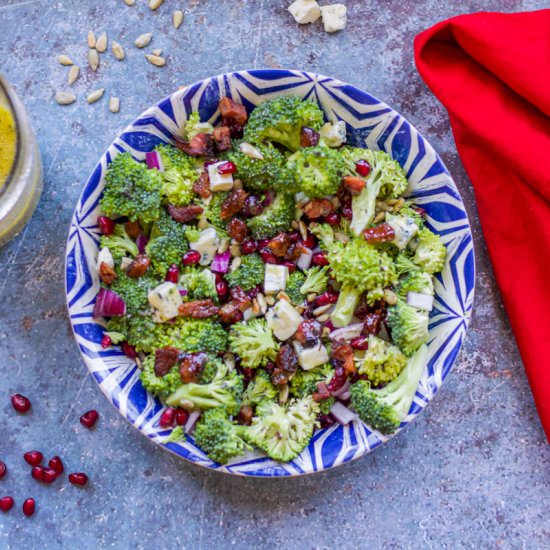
left=229, top=286, right=252, bottom=312
left=303, top=199, right=334, bottom=219
left=276, top=344, right=299, bottom=374
left=178, top=299, right=219, bottom=318
left=300, top=126, right=320, bottom=148
left=227, top=218, right=248, bottom=243
left=168, top=204, right=204, bottom=223
left=285, top=242, right=307, bottom=262
left=331, top=343, right=356, bottom=376
left=125, top=221, right=141, bottom=239
left=218, top=301, right=244, bottom=324
left=154, top=346, right=180, bottom=377
left=312, top=381, right=331, bottom=402
left=213, top=126, right=232, bottom=152
left=363, top=223, right=395, bottom=244
left=220, top=189, right=248, bottom=220
left=179, top=352, right=209, bottom=383
left=176, top=133, right=215, bottom=157
left=294, top=320, right=322, bottom=347
left=193, top=172, right=212, bottom=198
left=267, top=233, right=291, bottom=257
left=270, top=368, right=289, bottom=386
left=126, top=254, right=151, bottom=278
left=219, top=97, right=248, bottom=125
left=99, top=261, right=117, bottom=285
left=237, top=404, right=254, bottom=426
left=342, top=176, right=366, bottom=195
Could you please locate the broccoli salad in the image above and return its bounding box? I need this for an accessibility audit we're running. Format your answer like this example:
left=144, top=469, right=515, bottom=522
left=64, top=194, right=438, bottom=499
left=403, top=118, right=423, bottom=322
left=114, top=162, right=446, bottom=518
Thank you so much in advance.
left=93, top=95, right=446, bottom=464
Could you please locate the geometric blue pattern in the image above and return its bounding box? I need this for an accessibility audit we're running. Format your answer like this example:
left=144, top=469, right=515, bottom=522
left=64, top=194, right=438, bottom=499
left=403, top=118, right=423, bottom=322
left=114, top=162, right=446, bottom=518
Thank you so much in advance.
left=65, top=69, right=475, bottom=476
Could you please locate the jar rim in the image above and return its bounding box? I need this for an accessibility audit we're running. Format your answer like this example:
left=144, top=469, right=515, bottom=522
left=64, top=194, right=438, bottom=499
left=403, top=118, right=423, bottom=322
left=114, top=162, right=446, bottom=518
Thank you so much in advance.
left=0, top=76, right=21, bottom=200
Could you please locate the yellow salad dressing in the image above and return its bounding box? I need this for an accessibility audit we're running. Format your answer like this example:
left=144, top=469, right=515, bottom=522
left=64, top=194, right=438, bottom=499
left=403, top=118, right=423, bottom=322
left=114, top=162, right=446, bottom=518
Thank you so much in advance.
left=0, top=98, right=16, bottom=189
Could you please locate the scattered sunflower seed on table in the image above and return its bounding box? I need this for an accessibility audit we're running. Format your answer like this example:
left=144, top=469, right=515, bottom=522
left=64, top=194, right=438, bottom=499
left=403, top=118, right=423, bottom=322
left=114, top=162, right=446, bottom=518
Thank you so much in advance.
left=88, top=49, right=99, bottom=71
left=68, top=65, right=80, bottom=85
left=173, top=10, right=184, bottom=29
left=123, top=0, right=135, bottom=5
left=145, top=54, right=166, bottom=67
left=151, top=48, right=162, bottom=56
left=135, top=33, right=153, bottom=48
left=58, top=55, right=73, bottom=66
left=109, top=97, right=120, bottom=113
left=149, top=0, right=164, bottom=10
left=55, top=91, right=76, bottom=105
left=96, top=32, right=108, bottom=53
left=88, top=30, right=96, bottom=48
left=87, top=88, right=105, bottom=104
left=112, top=41, right=125, bottom=61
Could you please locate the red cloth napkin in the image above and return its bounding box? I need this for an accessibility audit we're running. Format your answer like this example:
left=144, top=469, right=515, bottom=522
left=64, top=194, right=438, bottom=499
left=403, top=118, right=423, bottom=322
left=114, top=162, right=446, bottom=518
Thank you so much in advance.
left=414, top=10, right=550, bottom=440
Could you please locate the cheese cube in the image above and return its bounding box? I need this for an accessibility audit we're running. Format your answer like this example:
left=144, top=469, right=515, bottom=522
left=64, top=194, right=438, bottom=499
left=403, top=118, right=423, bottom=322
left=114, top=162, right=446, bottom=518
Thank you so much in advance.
left=190, top=227, right=219, bottom=265
left=207, top=161, right=234, bottom=192
left=320, top=4, right=347, bottom=33
left=319, top=121, right=347, bottom=148
left=264, top=264, right=289, bottom=294
left=293, top=341, right=329, bottom=370
left=148, top=282, right=182, bottom=322
left=266, top=300, right=303, bottom=341
left=97, top=247, right=114, bottom=271
left=288, top=0, right=321, bottom=24
left=385, top=213, right=419, bottom=250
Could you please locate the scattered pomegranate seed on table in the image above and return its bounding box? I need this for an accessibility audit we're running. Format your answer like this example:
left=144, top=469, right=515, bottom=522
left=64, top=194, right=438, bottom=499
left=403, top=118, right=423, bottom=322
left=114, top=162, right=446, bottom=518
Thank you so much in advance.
left=31, top=466, right=45, bottom=481
left=100, top=334, right=112, bottom=349
left=80, top=410, right=99, bottom=429
left=22, top=498, right=35, bottom=517
left=48, top=456, right=64, bottom=475
left=68, top=473, right=88, bottom=487
left=24, top=451, right=43, bottom=467
left=41, top=469, right=59, bottom=484
left=0, top=460, right=6, bottom=478
left=11, top=393, right=31, bottom=413
left=0, top=496, right=14, bottom=513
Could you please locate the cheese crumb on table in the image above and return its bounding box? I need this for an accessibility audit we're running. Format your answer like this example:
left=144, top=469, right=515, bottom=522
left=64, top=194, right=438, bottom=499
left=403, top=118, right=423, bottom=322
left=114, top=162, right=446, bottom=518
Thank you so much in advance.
left=320, top=4, right=347, bottom=33
left=288, top=0, right=321, bottom=25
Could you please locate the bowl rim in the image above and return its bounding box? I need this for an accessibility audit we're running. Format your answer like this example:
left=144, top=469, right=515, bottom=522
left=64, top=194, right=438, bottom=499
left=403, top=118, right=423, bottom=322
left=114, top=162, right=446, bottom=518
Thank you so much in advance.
left=65, top=68, right=475, bottom=477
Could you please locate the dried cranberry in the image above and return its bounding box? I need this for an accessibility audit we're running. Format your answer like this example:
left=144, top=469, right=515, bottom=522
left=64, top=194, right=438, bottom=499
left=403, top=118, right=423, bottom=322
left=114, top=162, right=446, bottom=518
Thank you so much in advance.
left=121, top=342, right=137, bottom=358
left=68, top=473, right=88, bottom=487
left=260, top=249, right=278, bottom=264
left=217, top=161, right=237, bottom=174
left=351, top=336, right=369, bottom=350
left=11, top=394, right=31, bottom=413
left=98, top=216, right=115, bottom=236
left=302, top=233, right=317, bottom=249
left=241, top=239, right=257, bottom=255
left=175, top=409, right=189, bottom=426
left=22, top=498, right=35, bottom=516
left=165, top=264, right=179, bottom=283
left=216, top=280, right=229, bottom=299
left=100, top=334, right=112, bottom=349
left=311, top=251, right=329, bottom=267
left=228, top=124, right=243, bottom=139
left=0, top=497, right=14, bottom=513
left=80, top=410, right=99, bottom=429
left=24, top=451, right=43, bottom=467
left=355, top=160, right=371, bottom=177
left=242, top=195, right=263, bottom=217
left=159, top=407, right=176, bottom=428
left=182, top=250, right=201, bottom=266
left=324, top=212, right=340, bottom=226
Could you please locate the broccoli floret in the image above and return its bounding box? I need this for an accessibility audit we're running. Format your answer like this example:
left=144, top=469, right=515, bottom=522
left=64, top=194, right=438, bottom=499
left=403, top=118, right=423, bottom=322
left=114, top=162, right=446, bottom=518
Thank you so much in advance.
left=140, top=354, right=183, bottom=399
left=154, top=144, right=199, bottom=206
left=247, top=193, right=295, bottom=240
left=386, top=299, right=429, bottom=357
left=394, top=252, right=419, bottom=278
left=289, top=364, right=334, bottom=398
left=309, top=222, right=335, bottom=250
left=228, top=141, right=297, bottom=194
left=164, top=426, right=186, bottom=443
left=184, top=112, right=213, bottom=140
left=229, top=319, right=279, bottom=369
left=199, top=357, right=224, bottom=384
left=244, top=95, right=324, bottom=152
left=242, top=370, right=279, bottom=406
left=179, top=267, right=217, bottom=300
left=165, top=317, right=229, bottom=355
left=225, top=253, right=265, bottom=291
left=354, top=335, right=408, bottom=386
left=100, top=224, right=139, bottom=260
left=193, top=407, right=250, bottom=464
left=412, top=228, right=446, bottom=274
left=285, top=270, right=306, bottom=304
left=299, top=266, right=329, bottom=296
left=330, top=284, right=361, bottom=327
left=247, top=397, right=319, bottom=462
left=101, top=152, right=163, bottom=224
left=396, top=271, right=434, bottom=300
left=288, top=146, right=347, bottom=199
left=108, top=267, right=160, bottom=315
left=166, top=362, right=243, bottom=414
left=106, top=314, right=168, bottom=353
left=319, top=397, right=335, bottom=415
left=396, top=204, right=425, bottom=229
left=340, top=147, right=408, bottom=237
left=103, top=330, right=126, bottom=344
left=350, top=345, right=428, bottom=434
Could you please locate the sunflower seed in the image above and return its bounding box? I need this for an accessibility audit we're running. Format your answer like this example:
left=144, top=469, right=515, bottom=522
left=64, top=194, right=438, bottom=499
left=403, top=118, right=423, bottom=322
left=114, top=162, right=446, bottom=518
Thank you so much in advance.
left=123, top=0, right=135, bottom=5
left=148, top=0, right=164, bottom=10
left=173, top=10, right=184, bottom=29
left=265, top=296, right=275, bottom=306
left=384, top=289, right=398, bottom=305
left=334, top=231, right=349, bottom=243
left=217, top=238, right=229, bottom=254
left=87, top=88, right=105, bottom=104
left=230, top=257, right=241, bottom=272
left=68, top=65, right=80, bottom=85
left=229, top=244, right=241, bottom=258
left=306, top=293, right=317, bottom=303
left=112, top=41, right=125, bottom=61
left=55, top=92, right=76, bottom=105
left=88, top=30, right=96, bottom=48
left=291, top=220, right=299, bottom=230
left=322, top=326, right=331, bottom=337
left=277, top=291, right=290, bottom=302
left=145, top=54, right=166, bottom=67
left=298, top=220, right=307, bottom=241
left=373, top=211, right=385, bottom=224
left=96, top=32, right=107, bottom=53
left=151, top=48, right=162, bottom=56
left=252, top=299, right=260, bottom=315
left=279, top=384, right=289, bottom=405
left=316, top=313, right=330, bottom=323
left=134, top=33, right=153, bottom=49
left=313, top=304, right=332, bottom=317
left=392, top=198, right=405, bottom=212
left=233, top=178, right=243, bottom=190
left=58, top=55, right=73, bottom=66
left=109, top=96, right=120, bottom=113
left=257, top=293, right=267, bottom=314
left=88, top=49, right=99, bottom=71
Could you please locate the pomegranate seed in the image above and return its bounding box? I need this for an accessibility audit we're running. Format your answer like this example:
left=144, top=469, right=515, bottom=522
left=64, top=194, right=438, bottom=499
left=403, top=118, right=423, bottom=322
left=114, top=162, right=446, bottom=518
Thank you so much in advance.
left=216, top=280, right=229, bottom=299
left=175, top=409, right=189, bottom=426
left=98, top=216, right=115, bottom=236
left=100, top=334, right=112, bottom=349
left=311, top=251, right=329, bottom=267
left=342, top=206, right=353, bottom=220
left=22, top=498, right=35, bottom=517
left=31, top=466, right=45, bottom=481
left=182, top=250, right=201, bottom=266
left=68, top=473, right=88, bottom=487
left=351, top=336, right=369, bottom=350
left=42, top=469, right=58, bottom=484
left=80, top=410, right=99, bottom=429
left=24, top=451, right=43, bottom=467
left=217, top=161, right=237, bottom=174
left=325, top=212, right=340, bottom=226
left=282, top=261, right=296, bottom=273
left=121, top=342, right=137, bottom=358
left=203, top=159, right=219, bottom=169
left=11, top=393, right=31, bottom=413
left=240, top=239, right=257, bottom=255
left=315, top=291, right=339, bottom=306
left=242, top=195, right=263, bottom=217
left=0, top=496, right=14, bottom=513
left=0, top=461, right=6, bottom=479
left=355, top=160, right=371, bottom=177
left=302, top=233, right=317, bottom=249
left=260, top=249, right=277, bottom=264
left=258, top=238, right=270, bottom=249
left=159, top=407, right=176, bottom=428
left=48, top=456, right=64, bottom=475
left=165, top=264, right=179, bottom=283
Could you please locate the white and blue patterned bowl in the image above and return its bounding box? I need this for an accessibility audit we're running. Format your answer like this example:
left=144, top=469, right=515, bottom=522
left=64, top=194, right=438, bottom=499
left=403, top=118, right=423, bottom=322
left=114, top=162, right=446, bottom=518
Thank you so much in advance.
left=65, top=69, right=474, bottom=477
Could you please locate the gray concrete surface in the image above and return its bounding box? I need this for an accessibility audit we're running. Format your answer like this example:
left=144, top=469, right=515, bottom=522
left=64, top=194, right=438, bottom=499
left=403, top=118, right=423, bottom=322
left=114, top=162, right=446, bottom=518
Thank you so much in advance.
left=1, top=1, right=549, bottom=549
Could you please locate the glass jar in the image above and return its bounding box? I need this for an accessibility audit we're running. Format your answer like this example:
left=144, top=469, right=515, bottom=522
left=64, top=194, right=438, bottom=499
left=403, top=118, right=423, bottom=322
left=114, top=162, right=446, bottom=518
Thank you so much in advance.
left=0, top=74, right=43, bottom=247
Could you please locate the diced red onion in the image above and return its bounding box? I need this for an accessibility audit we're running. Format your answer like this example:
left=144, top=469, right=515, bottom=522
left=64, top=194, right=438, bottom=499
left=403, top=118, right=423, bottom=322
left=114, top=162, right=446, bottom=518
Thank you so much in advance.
left=178, top=289, right=188, bottom=297
left=331, top=379, right=351, bottom=399
left=407, top=291, right=434, bottom=311
left=185, top=410, right=201, bottom=434
left=296, top=247, right=313, bottom=271
left=330, top=401, right=357, bottom=425
left=211, top=250, right=231, bottom=273
left=145, top=151, right=164, bottom=171
left=329, top=323, right=364, bottom=342
left=93, top=288, right=126, bottom=318
left=136, top=234, right=149, bottom=254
